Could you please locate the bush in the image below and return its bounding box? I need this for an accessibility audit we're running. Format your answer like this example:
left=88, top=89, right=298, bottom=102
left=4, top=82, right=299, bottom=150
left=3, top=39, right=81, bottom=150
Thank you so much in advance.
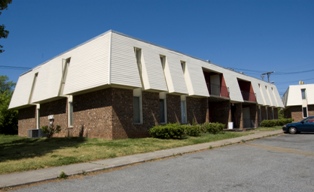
left=149, top=123, right=185, bottom=139
left=41, top=124, right=61, bottom=138
left=260, top=118, right=293, bottom=127
left=183, top=124, right=201, bottom=137
left=149, top=122, right=226, bottom=139
left=201, top=122, right=225, bottom=134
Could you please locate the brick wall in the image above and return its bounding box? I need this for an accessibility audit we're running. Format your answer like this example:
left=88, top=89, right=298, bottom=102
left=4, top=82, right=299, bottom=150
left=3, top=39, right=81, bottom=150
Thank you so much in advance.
left=249, top=104, right=257, bottom=128
left=166, top=94, right=181, bottom=123
left=261, top=106, right=267, bottom=121
left=111, top=88, right=134, bottom=139
left=140, top=91, right=159, bottom=130
left=284, top=105, right=314, bottom=122
left=18, top=106, right=36, bottom=137
left=73, top=89, right=113, bottom=139
left=40, top=98, right=67, bottom=137
left=186, top=97, right=207, bottom=124
left=234, top=103, right=242, bottom=129
left=267, top=107, right=273, bottom=119
left=208, top=100, right=230, bottom=127
left=18, top=87, right=249, bottom=139
left=273, top=108, right=278, bottom=119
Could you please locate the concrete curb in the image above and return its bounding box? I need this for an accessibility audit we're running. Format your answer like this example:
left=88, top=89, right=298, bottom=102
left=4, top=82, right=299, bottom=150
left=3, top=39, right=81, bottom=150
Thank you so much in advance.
left=0, top=130, right=283, bottom=189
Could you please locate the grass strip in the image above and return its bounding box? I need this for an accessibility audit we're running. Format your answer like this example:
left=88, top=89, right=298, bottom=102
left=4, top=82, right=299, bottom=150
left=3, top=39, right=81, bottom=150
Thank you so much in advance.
left=0, top=127, right=281, bottom=174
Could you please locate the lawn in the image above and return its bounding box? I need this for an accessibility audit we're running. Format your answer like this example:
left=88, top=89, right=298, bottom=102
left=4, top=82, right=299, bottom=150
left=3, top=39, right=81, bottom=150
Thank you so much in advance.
left=0, top=127, right=281, bottom=174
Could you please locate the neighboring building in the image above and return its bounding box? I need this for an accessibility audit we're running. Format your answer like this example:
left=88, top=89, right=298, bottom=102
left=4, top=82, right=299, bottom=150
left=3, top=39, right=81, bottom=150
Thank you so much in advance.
left=282, top=82, right=314, bottom=122
left=9, top=30, right=284, bottom=139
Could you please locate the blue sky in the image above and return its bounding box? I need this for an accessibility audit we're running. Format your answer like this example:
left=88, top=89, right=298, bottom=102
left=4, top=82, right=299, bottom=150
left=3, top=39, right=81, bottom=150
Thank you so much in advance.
left=0, top=0, right=313, bottom=96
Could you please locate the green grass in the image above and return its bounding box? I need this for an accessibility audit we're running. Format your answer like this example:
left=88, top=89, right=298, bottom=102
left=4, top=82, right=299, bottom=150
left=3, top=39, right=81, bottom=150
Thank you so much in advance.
left=0, top=128, right=280, bottom=174
left=254, top=126, right=282, bottom=131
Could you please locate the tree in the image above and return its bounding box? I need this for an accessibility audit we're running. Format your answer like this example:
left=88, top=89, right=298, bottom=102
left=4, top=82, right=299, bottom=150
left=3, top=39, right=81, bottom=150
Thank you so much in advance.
left=0, top=75, right=17, bottom=134
left=0, top=0, right=12, bottom=53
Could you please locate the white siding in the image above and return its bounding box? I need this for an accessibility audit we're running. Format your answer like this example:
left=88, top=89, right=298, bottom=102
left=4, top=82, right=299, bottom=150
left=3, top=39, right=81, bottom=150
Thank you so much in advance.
left=184, top=59, right=209, bottom=97
left=9, top=71, right=35, bottom=109
left=159, top=52, right=188, bottom=94
left=260, top=83, right=272, bottom=106
left=10, top=30, right=284, bottom=110
left=307, top=86, right=314, bottom=105
left=251, top=82, right=264, bottom=105
left=140, top=47, right=168, bottom=91
left=110, top=33, right=144, bottom=88
left=63, top=32, right=110, bottom=94
left=286, top=86, right=302, bottom=106
left=270, top=85, right=284, bottom=107
left=31, top=58, right=63, bottom=103
left=285, top=84, right=314, bottom=106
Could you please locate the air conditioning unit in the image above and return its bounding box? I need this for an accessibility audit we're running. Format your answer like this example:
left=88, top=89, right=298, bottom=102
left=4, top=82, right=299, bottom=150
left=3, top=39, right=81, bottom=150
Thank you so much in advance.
left=28, top=129, right=44, bottom=138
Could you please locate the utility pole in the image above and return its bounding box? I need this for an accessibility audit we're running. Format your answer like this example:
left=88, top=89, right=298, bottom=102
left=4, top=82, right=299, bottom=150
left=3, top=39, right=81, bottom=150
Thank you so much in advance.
left=261, top=71, right=274, bottom=82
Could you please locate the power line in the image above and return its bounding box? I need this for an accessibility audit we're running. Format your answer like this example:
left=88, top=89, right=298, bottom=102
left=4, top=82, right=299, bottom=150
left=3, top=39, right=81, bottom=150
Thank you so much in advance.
left=227, top=67, right=314, bottom=76
left=0, top=65, right=31, bottom=70
left=274, top=69, right=314, bottom=75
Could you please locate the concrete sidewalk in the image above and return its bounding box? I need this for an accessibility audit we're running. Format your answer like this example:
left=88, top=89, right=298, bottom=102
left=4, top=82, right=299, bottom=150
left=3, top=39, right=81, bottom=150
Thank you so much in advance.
left=0, top=130, right=283, bottom=189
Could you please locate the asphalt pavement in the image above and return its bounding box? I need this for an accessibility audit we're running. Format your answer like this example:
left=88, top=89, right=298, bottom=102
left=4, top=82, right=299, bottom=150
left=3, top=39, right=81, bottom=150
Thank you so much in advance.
left=0, top=129, right=283, bottom=189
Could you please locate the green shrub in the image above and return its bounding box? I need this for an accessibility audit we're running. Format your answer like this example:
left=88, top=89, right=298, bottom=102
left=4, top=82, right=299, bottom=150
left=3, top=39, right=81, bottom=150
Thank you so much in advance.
left=41, top=124, right=61, bottom=138
left=183, top=124, right=201, bottom=137
left=201, top=122, right=225, bottom=134
left=149, top=123, right=185, bottom=139
left=260, top=118, right=293, bottom=127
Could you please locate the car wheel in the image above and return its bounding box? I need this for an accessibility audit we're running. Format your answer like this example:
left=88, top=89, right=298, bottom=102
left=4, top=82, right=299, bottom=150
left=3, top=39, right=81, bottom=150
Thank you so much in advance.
left=289, top=127, right=297, bottom=134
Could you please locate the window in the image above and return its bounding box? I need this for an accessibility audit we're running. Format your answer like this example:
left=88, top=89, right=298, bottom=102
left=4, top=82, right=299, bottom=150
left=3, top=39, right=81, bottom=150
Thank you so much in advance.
left=159, top=93, right=167, bottom=123
left=133, top=97, right=141, bottom=123
left=181, top=96, right=187, bottom=124
left=306, top=116, right=314, bottom=123
left=302, top=107, right=308, bottom=118
left=301, top=89, right=306, bottom=100
left=160, top=99, right=166, bottom=123
left=160, top=55, right=166, bottom=69
left=133, top=89, right=142, bottom=124
left=181, top=61, right=186, bottom=73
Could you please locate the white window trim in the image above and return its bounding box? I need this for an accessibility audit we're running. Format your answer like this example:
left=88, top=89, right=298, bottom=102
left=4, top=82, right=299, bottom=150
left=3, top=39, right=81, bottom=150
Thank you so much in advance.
left=36, top=104, right=40, bottom=129
left=68, top=95, right=73, bottom=127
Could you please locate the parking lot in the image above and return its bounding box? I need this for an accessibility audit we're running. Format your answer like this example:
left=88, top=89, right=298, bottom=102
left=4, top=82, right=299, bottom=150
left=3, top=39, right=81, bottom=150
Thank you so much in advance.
left=13, top=134, right=314, bottom=192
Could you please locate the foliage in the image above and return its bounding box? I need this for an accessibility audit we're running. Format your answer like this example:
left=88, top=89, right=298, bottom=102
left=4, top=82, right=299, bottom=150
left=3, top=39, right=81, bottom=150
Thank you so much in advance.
left=201, top=122, right=225, bottom=134
left=149, top=123, right=186, bottom=139
left=149, top=122, right=225, bottom=139
left=58, top=171, right=68, bottom=179
left=278, top=108, right=284, bottom=119
left=260, top=118, right=293, bottom=127
left=183, top=124, right=201, bottom=137
left=0, top=0, right=12, bottom=53
left=41, top=124, right=61, bottom=138
left=0, top=75, right=17, bottom=134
